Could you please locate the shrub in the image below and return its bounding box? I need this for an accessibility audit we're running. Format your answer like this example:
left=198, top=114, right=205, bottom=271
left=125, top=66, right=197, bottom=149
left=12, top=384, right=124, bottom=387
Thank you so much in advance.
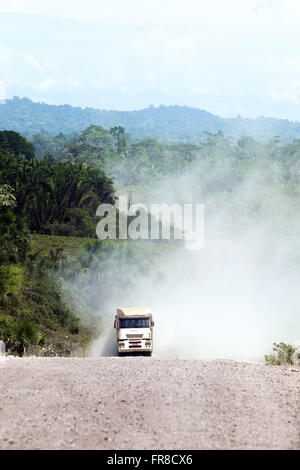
left=44, top=209, right=97, bottom=238
left=0, top=212, right=30, bottom=263
left=265, top=342, right=296, bottom=365
left=0, top=316, right=44, bottom=356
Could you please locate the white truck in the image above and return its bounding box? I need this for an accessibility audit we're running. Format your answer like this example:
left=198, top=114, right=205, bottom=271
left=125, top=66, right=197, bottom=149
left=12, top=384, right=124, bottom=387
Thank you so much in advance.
left=114, top=307, right=154, bottom=356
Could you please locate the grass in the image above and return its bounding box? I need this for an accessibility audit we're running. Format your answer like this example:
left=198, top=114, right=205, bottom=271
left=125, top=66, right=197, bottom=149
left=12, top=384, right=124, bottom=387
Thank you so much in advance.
left=1, top=233, right=180, bottom=356
left=0, top=235, right=95, bottom=356
left=6, top=264, right=24, bottom=294
left=30, top=233, right=179, bottom=262
left=30, top=234, right=90, bottom=259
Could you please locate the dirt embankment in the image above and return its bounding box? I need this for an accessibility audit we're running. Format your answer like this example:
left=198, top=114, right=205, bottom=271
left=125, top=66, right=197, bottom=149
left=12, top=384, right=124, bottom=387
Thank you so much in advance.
left=0, top=357, right=299, bottom=450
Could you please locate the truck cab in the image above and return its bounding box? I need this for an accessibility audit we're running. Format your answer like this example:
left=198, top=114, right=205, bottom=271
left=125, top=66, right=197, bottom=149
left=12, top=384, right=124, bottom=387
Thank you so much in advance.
left=114, top=307, right=154, bottom=356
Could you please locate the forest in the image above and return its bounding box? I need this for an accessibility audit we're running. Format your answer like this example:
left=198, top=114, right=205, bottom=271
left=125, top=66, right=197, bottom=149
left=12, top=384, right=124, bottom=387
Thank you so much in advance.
left=2, top=96, right=300, bottom=143
left=0, top=124, right=299, bottom=356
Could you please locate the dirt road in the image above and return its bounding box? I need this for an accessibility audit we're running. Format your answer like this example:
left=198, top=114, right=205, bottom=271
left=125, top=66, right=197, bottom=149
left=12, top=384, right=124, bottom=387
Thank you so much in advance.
left=0, top=357, right=299, bottom=450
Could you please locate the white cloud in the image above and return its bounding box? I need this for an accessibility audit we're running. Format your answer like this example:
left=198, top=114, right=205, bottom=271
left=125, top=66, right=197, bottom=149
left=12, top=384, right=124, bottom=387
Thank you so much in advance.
left=0, top=0, right=298, bottom=35
left=0, top=44, right=13, bottom=61
left=1, top=0, right=300, bottom=117
left=267, top=80, right=300, bottom=105
left=0, top=80, right=6, bottom=102
left=22, top=53, right=56, bottom=74
left=0, top=0, right=279, bottom=27
left=37, top=77, right=55, bottom=91
left=192, top=86, right=212, bottom=96
left=65, top=78, right=81, bottom=89
left=142, top=29, right=198, bottom=59
left=0, top=0, right=223, bottom=25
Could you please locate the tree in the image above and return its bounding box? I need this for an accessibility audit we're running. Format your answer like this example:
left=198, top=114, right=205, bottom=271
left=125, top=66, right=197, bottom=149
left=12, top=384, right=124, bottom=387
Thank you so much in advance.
left=0, top=184, right=16, bottom=211
left=0, top=140, right=115, bottom=235
left=0, top=130, right=35, bottom=159
left=110, top=126, right=127, bottom=155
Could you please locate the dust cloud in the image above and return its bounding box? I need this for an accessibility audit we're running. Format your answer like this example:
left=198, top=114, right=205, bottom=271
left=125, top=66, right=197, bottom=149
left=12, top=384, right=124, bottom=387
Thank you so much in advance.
left=67, top=154, right=300, bottom=362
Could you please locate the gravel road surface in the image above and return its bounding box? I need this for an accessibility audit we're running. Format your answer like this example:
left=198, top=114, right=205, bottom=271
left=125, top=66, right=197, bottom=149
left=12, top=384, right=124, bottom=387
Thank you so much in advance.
left=0, top=357, right=299, bottom=450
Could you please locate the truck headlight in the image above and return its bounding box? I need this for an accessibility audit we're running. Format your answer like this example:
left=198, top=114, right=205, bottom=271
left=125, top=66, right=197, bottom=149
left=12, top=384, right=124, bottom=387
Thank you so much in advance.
left=145, top=341, right=151, bottom=347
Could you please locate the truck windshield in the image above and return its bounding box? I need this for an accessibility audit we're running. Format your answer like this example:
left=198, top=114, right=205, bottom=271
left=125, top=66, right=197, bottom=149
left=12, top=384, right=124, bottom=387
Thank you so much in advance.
left=119, top=318, right=150, bottom=328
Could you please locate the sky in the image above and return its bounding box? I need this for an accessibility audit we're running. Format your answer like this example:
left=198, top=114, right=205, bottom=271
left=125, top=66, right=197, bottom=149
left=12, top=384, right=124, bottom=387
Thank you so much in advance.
left=1, top=0, right=300, bottom=119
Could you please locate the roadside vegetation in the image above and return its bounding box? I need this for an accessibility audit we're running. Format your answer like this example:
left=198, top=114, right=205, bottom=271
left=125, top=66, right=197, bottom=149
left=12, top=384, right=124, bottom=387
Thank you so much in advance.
left=0, top=131, right=112, bottom=355
left=0, top=129, right=173, bottom=355
left=0, top=122, right=299, bottom=356
left=265, top=343, right=297, bottom=366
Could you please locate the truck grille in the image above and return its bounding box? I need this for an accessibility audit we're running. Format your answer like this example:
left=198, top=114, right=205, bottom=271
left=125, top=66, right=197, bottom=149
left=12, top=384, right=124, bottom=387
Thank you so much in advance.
left=128, top=340, right=142, bottom=348
left=126, top=334, right=143, bottom=339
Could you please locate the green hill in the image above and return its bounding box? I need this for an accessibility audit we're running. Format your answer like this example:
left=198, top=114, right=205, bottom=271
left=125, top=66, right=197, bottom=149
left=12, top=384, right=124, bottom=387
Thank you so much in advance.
left=2, top=97, right=300, bottom=143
